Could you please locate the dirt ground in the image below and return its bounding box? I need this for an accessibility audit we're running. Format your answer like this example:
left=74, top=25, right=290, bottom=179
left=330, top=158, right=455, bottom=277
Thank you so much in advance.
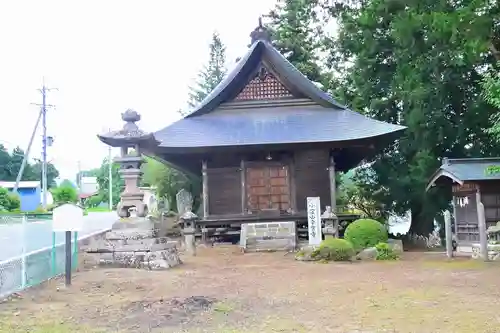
left=1, top=246, right=500, bottom=333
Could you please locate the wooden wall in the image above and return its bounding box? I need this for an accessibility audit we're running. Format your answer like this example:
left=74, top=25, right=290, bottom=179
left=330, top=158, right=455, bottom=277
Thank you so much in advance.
left=205, top=148, right=332, bottom=217
left=206, top=166, right=242, bottom=216
left=293, top=149, right=331, bottom=212
left=479, top=181, right=500, bottom=229
left=453, top=180, right=500, bottom=243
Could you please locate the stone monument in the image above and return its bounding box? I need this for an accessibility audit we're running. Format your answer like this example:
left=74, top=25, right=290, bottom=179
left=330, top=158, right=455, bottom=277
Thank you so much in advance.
left=89, top=109, right=182, bottom=270
left=98, top=109, right=155, bottom=218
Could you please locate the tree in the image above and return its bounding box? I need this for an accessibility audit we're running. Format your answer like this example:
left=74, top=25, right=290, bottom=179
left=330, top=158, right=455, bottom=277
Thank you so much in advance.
left=95, top=158, right=123, bottom=207
left=325, top=0, right=500, bottom=234
left=483, top=62, right=500, bottom=139
left=141, top=157, right=201, bottom=212
left=51, top=185, right=78, bottom=204
left=338, top=168, right=386, bottom=222
left=4, top=147, right=36, bottom=181
left=266, top=0, right=326, bottom=84
left=59, top=179, right=76, bottom=188
left=0, top=145, right=10, bottom=180
left=186, top=31, right=227, bottom=111
left=31, top=159, right=59, bottom=188
left=0, top=146, right=59, bottom=187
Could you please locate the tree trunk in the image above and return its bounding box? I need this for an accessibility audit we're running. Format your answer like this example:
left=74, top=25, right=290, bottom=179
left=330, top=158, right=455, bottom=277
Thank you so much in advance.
left=408, top=208, right=435, bottom=236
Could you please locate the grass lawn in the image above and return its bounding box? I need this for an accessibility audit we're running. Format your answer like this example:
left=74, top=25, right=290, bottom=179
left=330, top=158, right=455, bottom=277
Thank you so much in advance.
left=85, top=207, right=113, bottom=213
left=1, top=247, right=500, bottom=333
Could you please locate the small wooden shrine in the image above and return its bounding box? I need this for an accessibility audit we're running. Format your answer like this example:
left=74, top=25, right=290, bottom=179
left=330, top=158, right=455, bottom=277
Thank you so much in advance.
left=426, top=157, right=500, bottom=244
left=145, top=22, right=405, bottom=229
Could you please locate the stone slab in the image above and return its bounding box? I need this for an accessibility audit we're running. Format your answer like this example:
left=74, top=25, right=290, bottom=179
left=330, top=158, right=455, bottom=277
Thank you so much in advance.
left=99, top=248, right=182, bottom=270
left=106, top=229, right=155, bottom=240
left=240, top=221, right=296, bottom=252
left=111, top=218, right=154, bottom=230
left=387, top=238, right=404, bottom=254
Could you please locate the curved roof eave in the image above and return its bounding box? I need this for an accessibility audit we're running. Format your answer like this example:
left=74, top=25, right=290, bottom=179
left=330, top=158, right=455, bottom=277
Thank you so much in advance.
left=184, top=40, right=347, bottom=118
left=425, top=169, right=464, bottom=192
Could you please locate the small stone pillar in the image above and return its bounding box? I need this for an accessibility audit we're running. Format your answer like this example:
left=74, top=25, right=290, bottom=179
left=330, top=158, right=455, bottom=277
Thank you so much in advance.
left=181, top=211, right=198, bottom=256
left=322, top=206, right=338, bottom=239
left=96, top=109, right=159, bottom=218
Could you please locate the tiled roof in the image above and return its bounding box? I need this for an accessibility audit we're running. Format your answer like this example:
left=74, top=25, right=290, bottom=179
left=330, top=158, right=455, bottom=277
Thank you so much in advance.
left=182, top=40, right=347, bottom=118
left=426, top=157, right=500, bottom=190
left=155, top=105, right=405, bottom=149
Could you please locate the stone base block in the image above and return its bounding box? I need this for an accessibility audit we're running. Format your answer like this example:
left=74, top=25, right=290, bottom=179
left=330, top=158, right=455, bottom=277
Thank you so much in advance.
left=471, top=243, right=500, bottom=260
left=387, top=238, right=404, bottom=254
left=99, top=247, right=182, bottom=270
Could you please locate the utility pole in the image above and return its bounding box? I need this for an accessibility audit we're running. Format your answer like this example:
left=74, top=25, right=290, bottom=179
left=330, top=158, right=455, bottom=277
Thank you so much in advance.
left=39, top=79, right=57, bottom=208
left=77, top=160, right=82, bottom=205
left=14, top=79, right=56, bottom=196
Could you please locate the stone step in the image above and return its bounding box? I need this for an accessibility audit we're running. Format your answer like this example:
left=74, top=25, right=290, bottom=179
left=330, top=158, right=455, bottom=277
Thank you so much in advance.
left=98, top=248, right=182, bottom=270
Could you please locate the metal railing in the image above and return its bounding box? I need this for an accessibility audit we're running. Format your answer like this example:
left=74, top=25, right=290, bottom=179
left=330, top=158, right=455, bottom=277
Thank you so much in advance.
left=0, top=215, right=108, bottom=298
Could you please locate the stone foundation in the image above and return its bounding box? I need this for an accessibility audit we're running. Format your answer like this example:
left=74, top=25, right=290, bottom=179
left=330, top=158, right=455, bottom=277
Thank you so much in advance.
left=86, top=218, right=182, bottom=270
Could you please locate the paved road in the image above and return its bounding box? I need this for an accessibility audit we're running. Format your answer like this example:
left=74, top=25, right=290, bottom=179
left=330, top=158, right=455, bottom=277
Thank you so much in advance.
left=0, top=212, right=117, bottom=262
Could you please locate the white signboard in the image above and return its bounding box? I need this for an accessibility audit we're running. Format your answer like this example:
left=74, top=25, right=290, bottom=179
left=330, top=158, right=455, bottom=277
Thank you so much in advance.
left=52, top=203, right=84, bottom=232
left=307, top=197, right=322, bottom=246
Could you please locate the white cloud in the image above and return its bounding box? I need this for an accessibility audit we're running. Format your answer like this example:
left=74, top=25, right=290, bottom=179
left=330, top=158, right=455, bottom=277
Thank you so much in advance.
left=0, top=0, right=276, bottom=181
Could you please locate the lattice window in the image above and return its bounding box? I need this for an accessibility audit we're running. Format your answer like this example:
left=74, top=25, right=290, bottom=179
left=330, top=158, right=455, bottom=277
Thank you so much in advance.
left=234, top=67, right=294, bottom=101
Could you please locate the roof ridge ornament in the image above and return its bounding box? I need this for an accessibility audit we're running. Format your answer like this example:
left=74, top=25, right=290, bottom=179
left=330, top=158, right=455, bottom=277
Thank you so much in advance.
left=250, top=17, right=271, bottom=44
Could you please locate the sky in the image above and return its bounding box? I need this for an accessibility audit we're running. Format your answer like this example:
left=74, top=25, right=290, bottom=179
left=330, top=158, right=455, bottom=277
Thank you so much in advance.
left=0, top=0, right=277, bottom=182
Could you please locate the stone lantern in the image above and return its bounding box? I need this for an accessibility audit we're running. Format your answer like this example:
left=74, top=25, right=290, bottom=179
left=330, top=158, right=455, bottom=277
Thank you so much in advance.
left=97, top=109, right=159, bottom=218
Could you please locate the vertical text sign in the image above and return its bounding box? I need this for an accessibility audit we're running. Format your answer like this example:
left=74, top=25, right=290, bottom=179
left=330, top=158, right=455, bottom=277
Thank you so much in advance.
left=307, top=197, right=322, bottom=246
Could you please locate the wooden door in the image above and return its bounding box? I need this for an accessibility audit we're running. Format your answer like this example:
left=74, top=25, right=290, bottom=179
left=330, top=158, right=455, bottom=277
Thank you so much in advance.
left=246, top=165, right=291, bottom=212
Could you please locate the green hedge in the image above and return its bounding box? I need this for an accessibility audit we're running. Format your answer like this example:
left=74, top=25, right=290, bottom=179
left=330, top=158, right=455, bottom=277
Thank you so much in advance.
left=311, top=238, right=355, bottom=261
left=344, top=218, right=388, bottom=251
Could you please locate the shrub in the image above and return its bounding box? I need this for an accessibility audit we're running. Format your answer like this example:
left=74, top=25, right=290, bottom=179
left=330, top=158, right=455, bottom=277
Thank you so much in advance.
left=311, top=238, right=355, bottom=261
left=51, top=185, right=78, bottom=204
left=344, top=218, right=388, bottom=251
left=0, top=187, right=21, bottom=211
left=375, top=242, right=399, bottom=260
left=31, top=205, right=48, bottom=214
left=6, top=192, right=21, bottom=211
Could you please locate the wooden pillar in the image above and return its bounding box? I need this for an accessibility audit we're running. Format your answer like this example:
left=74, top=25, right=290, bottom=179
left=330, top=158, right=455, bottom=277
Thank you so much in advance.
left=202, top=160, right=209, bottom=219
left=328, top=155, right=337, bottom=212
left=476, top=189, right=489, bottom=261
left=240, top=159, right=246, bottom=214
left=289, top=157, right=297, bottom=213
left=452, top=197, right=458, bottom=237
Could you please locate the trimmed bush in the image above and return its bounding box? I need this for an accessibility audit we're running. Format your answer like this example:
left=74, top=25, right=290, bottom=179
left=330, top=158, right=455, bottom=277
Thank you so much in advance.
left=344, top=218, right=388, bottom=251
left=375, top=242, right=399, bottom=260
left=311, top=238, right=355, bottom=261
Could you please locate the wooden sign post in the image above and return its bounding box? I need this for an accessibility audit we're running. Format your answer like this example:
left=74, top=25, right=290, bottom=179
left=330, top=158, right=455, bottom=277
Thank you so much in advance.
left=52, top=203, right=84, bottom=286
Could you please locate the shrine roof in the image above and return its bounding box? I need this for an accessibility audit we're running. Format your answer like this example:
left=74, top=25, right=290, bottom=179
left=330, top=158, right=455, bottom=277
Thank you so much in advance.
left=154, top=105, right=405, bottom=150
left=182, top=39, right=346, bottom=118
left=152, top=20, right=405, bottom=151
left=426, top=157, right=500, bottom=191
